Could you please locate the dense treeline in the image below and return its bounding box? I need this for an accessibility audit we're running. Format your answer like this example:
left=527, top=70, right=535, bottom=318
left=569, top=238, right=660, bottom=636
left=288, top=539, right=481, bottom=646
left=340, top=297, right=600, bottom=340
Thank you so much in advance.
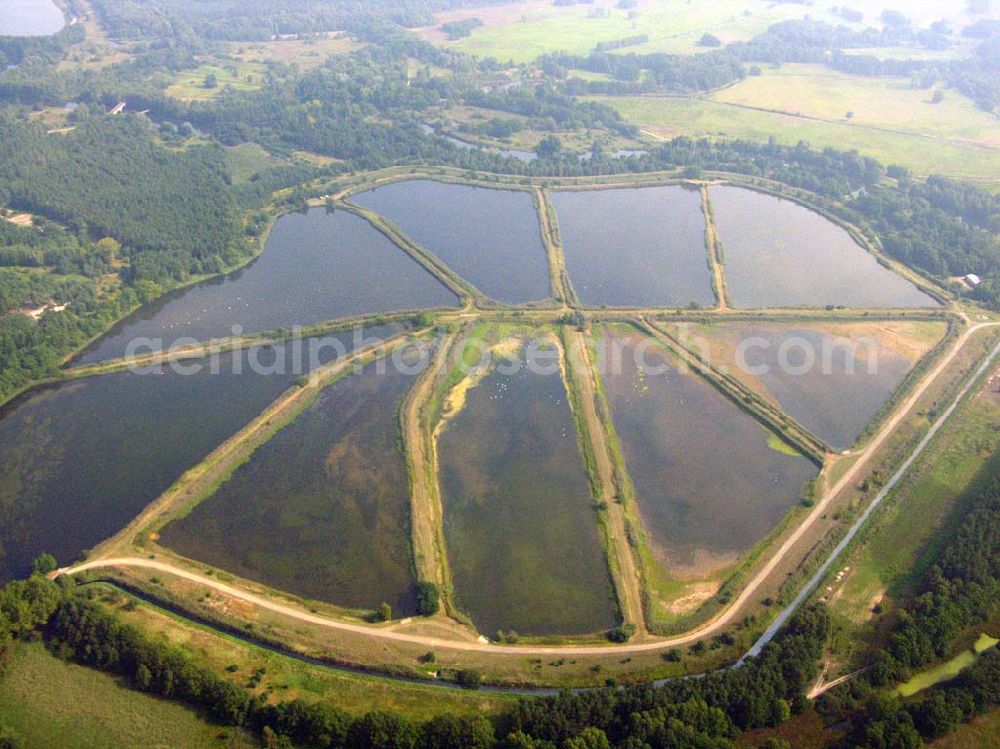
left=0, top=23, right=85, bottom=68
left=824, top=650, right=1000, bottom=748
left=852, top=175, right=1000, bottom=299
left=464, top=86, right=633, bottom=134
left=551, top=48, right=745, bottom=94
left=0, top=568, right=830, bottom=749
left=0, top=298, right=130, bottom=400
left=813, top=473, right=1000, bottom=747
left=0, top=107, right=253, bottom=404
left=441, top=18, right=483, bottom=41
left=89, top=0, right=517, bottom=41
left=0, top=111, right=243, bottom=281
left=501, top=604, right=829, bottom=744
left=0, top=212, right=138, bottom=400
left=869, top=474, right=1000, bottom=684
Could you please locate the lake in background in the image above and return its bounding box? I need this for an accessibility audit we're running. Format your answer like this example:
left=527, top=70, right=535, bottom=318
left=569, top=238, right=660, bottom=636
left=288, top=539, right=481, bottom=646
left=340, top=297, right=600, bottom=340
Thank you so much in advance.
left=0, top=0, right=65, bottom=36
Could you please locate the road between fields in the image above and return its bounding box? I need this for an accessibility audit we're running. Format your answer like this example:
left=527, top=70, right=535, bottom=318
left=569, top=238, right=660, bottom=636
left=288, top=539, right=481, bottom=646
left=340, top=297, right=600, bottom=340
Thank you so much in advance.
left=57, top=322, right=1000, bottom=658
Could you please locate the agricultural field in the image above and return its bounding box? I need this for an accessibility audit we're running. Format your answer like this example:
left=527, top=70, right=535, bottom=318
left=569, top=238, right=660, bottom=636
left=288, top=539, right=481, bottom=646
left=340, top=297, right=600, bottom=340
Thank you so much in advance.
left=594, top=95, right=1000, bottom=184
left=710, top=64, right=1000, bottom=150
left=420, top=0, right=811, bottom=61
left=223, top=142, right=291, bottom=183
left=421, top=0, right=990, bottom=62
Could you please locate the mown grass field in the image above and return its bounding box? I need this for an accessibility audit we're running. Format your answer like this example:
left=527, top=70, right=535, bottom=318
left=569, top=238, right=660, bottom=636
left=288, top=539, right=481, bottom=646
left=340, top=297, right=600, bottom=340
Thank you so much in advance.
left=711, top=64, right=1000, bottom=149
left=423, top=0, right=813, bottom=62
left=423, top=0, right=985, bottom=63
left=224, top=143, right=289, bottom=183
left=593, top=95, right=1000, bottom=184
left=166, top=62, right=266, bottom=101
left=0, top=641, right=247, bottom=749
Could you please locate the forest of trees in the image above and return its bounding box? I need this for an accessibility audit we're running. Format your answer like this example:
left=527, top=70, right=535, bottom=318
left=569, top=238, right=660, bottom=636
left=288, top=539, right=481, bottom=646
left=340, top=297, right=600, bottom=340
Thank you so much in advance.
left=0, top=569, right=828, bottom=749
left=0, top=113, right=241, bottom=272
left=546, top=17, right=1000, bottom=110
left=0, top=569, right=986, bottom=747
left=0, top=108, right=251, bottom=402
left=88, top=0, right=517, bottom=40
left=812, top=472, right=1000, bottom=747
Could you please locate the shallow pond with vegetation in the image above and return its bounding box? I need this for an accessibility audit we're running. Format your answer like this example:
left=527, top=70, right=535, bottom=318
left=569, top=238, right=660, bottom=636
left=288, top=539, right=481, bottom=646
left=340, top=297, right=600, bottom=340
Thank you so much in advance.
left=437, top=342, right=617, bottom=636
left=674, top=322, right=938, bottom=451
left=353, top=180, right=551, bottom=304
left=709, top=186, right=936, bottom=308
left=551, top=186, right=714, bottom=308
left=159, top=343, right=433, bottom=615
left=898, top=634, right=999, bottom=697
left=598, top=332, right=818, bottom=577
left=77, top=209, right=456, bottom=363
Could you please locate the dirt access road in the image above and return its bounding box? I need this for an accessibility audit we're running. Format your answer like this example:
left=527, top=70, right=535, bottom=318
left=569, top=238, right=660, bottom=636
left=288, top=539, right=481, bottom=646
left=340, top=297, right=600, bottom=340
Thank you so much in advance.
left=58, top=321, right=1000, bottom=657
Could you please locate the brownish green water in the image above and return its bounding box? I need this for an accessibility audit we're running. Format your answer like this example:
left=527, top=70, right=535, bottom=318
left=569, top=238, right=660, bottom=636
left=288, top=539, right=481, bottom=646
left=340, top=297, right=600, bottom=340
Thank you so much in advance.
left=159, top=344, right=435, bottom=614
left=551, top=186, right=714, bottom=308
left=709, top=186, right=936, bottom=308
left=353, top=180, right=552, bottom=304
left=77, top=209, right=456, bottom=363
left=726, top=325, right=915, bottom=450
left=437, top=345, right=617, bottom=636
left=599, top=333, right=817, bottom=576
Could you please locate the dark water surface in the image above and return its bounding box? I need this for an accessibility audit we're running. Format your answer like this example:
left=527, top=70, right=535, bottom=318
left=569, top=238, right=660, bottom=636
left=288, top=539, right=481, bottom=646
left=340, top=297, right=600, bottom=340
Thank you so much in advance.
left=160, top=344, right=433, bottom=614
left=551, top=186, right=714, bottom=308
left=709, top=186, right=936, bottom=308
left=730, top=326, right=915, bottom=450
left=353, top=180, right=551, bottom=304
left=0, top=0, right=65, bottom=36
left=76, top=209, right=456, bottom=363
left=438, top=346, right=617, bottom=636
left=600, top=334, right=817, bottom=575
left=0, top=346, right=317, bottom=583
